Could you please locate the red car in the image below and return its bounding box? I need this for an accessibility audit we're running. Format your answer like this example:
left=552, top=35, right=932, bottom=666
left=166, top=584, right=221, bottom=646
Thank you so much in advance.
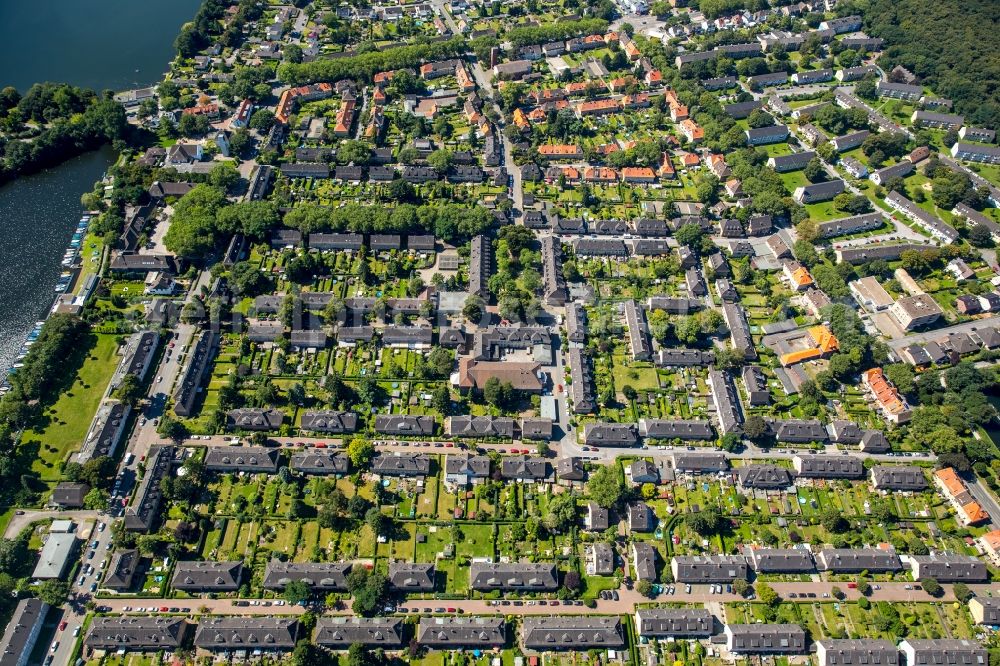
left=58, top=621, right=67, bottom=631
left=315, top=442, right=327, bottom=449
left=447, top=607, right=456, bottom=613
left=159, top=606, right=169, bottom=613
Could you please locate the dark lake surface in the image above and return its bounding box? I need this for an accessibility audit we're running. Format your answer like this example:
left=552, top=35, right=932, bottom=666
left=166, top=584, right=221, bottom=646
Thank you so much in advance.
left=0, top=0, right=204, bottom=92
left=0, top=0, right=202, bottom=371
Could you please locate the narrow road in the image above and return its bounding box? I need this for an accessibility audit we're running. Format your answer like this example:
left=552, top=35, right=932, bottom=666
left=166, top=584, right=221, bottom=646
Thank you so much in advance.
left=885, top=315, right=1000, bottom=350
left=91, top=581, right=979, bottom=619
left=2, top=509, right=100, bottom=539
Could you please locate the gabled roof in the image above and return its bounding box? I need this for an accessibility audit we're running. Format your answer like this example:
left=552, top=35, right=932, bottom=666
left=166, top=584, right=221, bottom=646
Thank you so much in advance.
left=470, top=562, right=558, bottom=590
left=388, top=562, right=436, bottom=590
left=522, top=617, right=625, bottom=649
left=313, top=617, right=404, bottom=648
left=263, top=560, right=353, bottom=590
left=194, top=617, right=299, bottom=651
left=171, top=561, right=243, bottom=591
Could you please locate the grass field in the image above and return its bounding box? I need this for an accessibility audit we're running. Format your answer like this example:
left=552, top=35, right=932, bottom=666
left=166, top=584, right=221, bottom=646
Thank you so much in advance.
left=22, top=333, right=121, bottom=480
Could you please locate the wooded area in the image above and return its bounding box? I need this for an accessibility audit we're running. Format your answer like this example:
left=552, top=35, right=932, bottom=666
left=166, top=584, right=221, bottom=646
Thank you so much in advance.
left=862, top=0, right=1000, bottom=129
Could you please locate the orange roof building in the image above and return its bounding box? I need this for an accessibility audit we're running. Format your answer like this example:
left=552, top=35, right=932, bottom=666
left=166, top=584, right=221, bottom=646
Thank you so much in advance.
left=527, top=108, right=547, bottom=122
left=645, top=70, right=663, bottom=86
left=584, top=166, right=618, bottom=183
left=679, top=119, right=704, bottom=143
left=564, top=82, right=591, bottom=97
left=934, top=467, right=990, bottom=526
left=782, top=261, right=814, bottom=291
left=862, top=368, right=912, bottom=424
left=979, top=530, right=1000, bottom=565
left=512, top=108, right=530, bottom=130
left=778, top=324, right=838, bottom=366
left=670, top=103, right=689, bottom=121
left=576, top=98, right=619, bottom=117
left=621, top=93, right=650, bottom=109
left=621, top=167, right=657, bottom=183
left=537, top=144, right=583, bottom=159
left=658, top=153, right=676, bottom=179
left=455, top=64, right=475, bottom=92
left=333, top=99, right=356, bottom=137
left=681, top=153, right=700, bottom=167
left=608, top=76, right=636, bottom=92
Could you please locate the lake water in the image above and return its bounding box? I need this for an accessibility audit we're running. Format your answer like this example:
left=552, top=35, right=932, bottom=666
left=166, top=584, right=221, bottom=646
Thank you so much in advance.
left=0, top=0, right=203, bottom=372
left=0, top=0, right=204, bottom=93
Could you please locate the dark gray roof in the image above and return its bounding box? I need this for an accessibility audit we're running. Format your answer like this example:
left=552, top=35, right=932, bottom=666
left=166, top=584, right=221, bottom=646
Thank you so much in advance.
left=794, top=454, right=864, bottom=478
left=51, top=482, right=90, bottom=508
left=556, top=457, right=585, bottom=481
left=226, top=408, right=284, bottom=431
left=769, top=418, right=828, bottom=443
left=738, top=464, right=793, bottom=489
left=871, top=465, right=927, bottom=491
left=263, top=560, right=353, bottom=590
left=290, top=451, right=349, bottom=475
left=501, top=456, right=549, bottom=480
left=171, top=561, right=243, bottom=591
left=86, top=617, right=189, bottom=652
left=123, top=445, right=175, bottom=532
left=388, top=562, right=436, bottom=591
left=635, top=608, right=714, bottom=638
left=901, top=640, right=986, bottom=666
left=860, top=429, right=890, bottom=453
left=417, top=617, right=506, bottom=647
left=672, top=555, right=748, bottom=582
left=586, top=502, right=609, bottom=531
left=194, top=617, right=299, bottom=651
left=639, top=419, right=714, bottom=440
left=470, top=562, right=559, bottom=590
left=105, top=549, right=141, bottom=590
left=816, top=548, right=902, bottom=572
left=654, top=348, right=714, bottom=367
left=299, top=410, right=358, bottom=434
left=313, top=617, right=404, bottom=648
left=672, top=452, right=729, bottom=473
left=445, top=454, right=491, bottom=478
left=827, top=420, right=863, bottom=444
left=747, top=548, right=815, bottom=573
left=448, top=416, right=516, bottom=439
left=817, top=639, right=900, bottom=666
left=910, top=554, right=988, bottom=582
left=632, top=541, right=658, bottom=581
left=522, top=617, right=625, bottom=650
left=521, top=417, right=554, bottom=440
left=204, top=446, right=281, bottom=473
left=371, top=452, right=432, bottom=476
left=727, top=624, right=806, bottom=654
left=0, top=598, right=49, bottom=663
left=373, top=414, right=435, bottom=436
left=583, top=422, right=639, bottom=447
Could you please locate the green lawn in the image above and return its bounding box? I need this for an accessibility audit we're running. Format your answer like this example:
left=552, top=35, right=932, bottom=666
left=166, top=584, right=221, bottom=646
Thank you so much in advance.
left=22, top=333, right=121, bottom=480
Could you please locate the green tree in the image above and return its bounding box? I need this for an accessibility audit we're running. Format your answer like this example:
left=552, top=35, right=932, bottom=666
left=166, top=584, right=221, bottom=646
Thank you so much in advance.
left=921, top=577, right=943, bottom=597
left=757, top=583, right=780, bottom=606
left=347, top=438, right=375, bottom=468
left=83, top=487, right=109, bottom=511
left=587, top=464, right=626, bottom=509
left=35, top=579, right=70, bottom=606
left=113, top=373, right=144, bottom=407
left=284, top=579, right=312, bottom=605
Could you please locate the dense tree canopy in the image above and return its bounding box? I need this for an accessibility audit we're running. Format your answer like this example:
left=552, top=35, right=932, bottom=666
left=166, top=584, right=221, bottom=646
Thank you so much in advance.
left=861, top=0, right=1000, bottom=128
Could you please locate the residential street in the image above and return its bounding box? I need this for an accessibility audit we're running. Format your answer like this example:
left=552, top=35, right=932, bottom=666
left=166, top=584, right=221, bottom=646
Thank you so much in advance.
left=90, top=580, right=981, bottom=620
left=885, top=315, right=1000, bottom=350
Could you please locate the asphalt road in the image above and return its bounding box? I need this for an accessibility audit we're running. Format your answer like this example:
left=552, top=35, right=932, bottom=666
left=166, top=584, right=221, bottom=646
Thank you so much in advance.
left=90, top=581, right=985, bottom=621
left=885, top=315, right=1000, bottom=350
